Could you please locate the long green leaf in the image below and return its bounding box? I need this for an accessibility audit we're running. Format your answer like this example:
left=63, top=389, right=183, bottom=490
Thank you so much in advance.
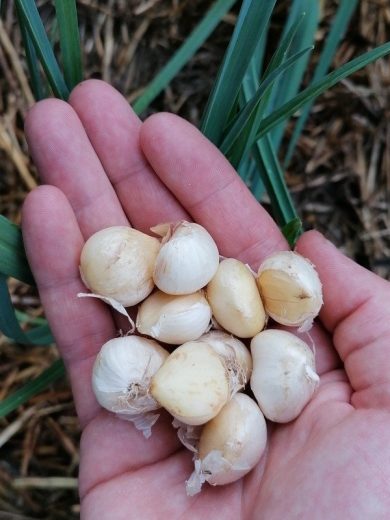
left=252, top=135, right=298, bottom=227
left=221, top=47, right=312, bottom=160
left=284, top=0, right=358, bottom=165
left=16, top=4, right=47, bottom=100
left=267, top=0, right=320, bottom=151
left=230, top=14, right=307, bottom=170
left=253, top=42, right=390, bottom=143
left=0, top=359, right=65, bottom=417
left=15, top=0, right=69, bottom=100
left=133, top=0, right=237, bottom=114
left=0, top=216, right=33, bottom=284
left=0, top=275, right=53, bottom=345
left=54, top=0, right=83, bottom=90
left=201, top=0, right=277, bottom=145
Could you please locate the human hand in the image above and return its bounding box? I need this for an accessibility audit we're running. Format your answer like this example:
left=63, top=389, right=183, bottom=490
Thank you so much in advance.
left=22, top=80, right=390, bottom=519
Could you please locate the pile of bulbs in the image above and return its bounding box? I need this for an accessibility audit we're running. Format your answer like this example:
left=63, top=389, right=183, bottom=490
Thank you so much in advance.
left=78, top=221, right=323, bottom=496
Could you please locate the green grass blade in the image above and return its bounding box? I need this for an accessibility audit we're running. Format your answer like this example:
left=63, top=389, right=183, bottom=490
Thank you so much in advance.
left=282, top=217, right=303, bottom=248
left=15, top=0, right=69, bottom=100
left=201, top=0, right=277, bottom=145
left=253, top=42, right=390, bottom=142
left=0, top=216, right=34, bottom=284
left=221, top=46, right=313, bottom=160
left=0, top=275, right=53, bottom=345
left=284, top=0, right=358, bottom=165
left=133, top=0, right=237, bottom=115
left=54, top=0, right=83, bottom=90
left=252, top=135, right=298, bottom=228
left=268, top=0, right=320, bottom=151
left=16, top=4, right=47, bottom=100
left=0, top=359, right=65, bottom=417
left=229, top=15, right=308, bottom=169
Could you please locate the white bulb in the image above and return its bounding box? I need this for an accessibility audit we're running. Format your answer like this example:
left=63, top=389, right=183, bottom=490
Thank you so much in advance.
left=250, top=329, right=319, bottom=423
left=152, top=221, right=220, bottom=295
left=186, top=393, right=267, bottom=495
left=257, top=251, right=323, bottom=330
left=92, top=336, right=169, bottom=416
left=151, top=341, right=230, bottom=426
left=207, top=258, right=266, bottom=338
left=136, top=290, right=211, bottom=344
left=80, top=226, right=160, bottom=306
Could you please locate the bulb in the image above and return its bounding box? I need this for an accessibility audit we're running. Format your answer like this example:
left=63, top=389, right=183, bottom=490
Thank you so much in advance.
left=80, top=226, right=160, bottom=307
left=186, top=393, right=267, bottom=495
left=152, top=221, right=219, bottom=295
left=198, top=331, right=252, bottom=388
left=92, top=336, right=169, bottom=416
left=207, top=258, right=266, bottom=338
left=250, top=329, right=319, bottom=423
left=256, top=251, right=322, bottom=331
left=136, top=290, right=211, bottom=344
left=150, top=341, right=230, bottom=426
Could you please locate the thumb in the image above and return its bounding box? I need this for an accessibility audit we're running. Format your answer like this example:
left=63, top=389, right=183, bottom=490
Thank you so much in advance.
left=296, top=230, right=390, bottom=410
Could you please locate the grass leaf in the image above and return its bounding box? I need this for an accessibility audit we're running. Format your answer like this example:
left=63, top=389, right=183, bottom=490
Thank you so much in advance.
left=267, top=0, right=320, bottom=151
left=15, top=0, right=69, bottom=100
left=16, top=4, right=47, bottom=100
left=0, top=359, right=65, bottom=417
left=221, top=46, right=313, bottom=161
left=0, top=275, right=53, bottom=345
left=0, top=216, right=34, bottom=284
left=201, top=0, right=277, bottom=145
left=133, top=0, right=237, bottom=115
left=54, top=0, right=83, bottom=90
left=284, top=0, right=358, bottom=165
left=252, top=135, right=297, bottom=227
left=253, top=42, right=390, bottom=142
left=282, top=217, right=303, bottom=248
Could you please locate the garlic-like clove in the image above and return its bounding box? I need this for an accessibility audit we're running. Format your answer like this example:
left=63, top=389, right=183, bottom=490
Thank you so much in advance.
left=207, top=258, right=266, bottom=338
left=150, top=341, right=230, bottom=426
left=256, top=251, right=323, bottom=330
left=152, top=221, right=219, bottom=295
left=198, top=331, right=252, bottom=389
left=186, top=393, right=267, bottom=495
left=92, top=336, right=169, bottom=418
left=136, top=290, right=211, bottom=344
left=80, top=226, right=160, bottom=307
left=250, top=329, right=320, bottom=423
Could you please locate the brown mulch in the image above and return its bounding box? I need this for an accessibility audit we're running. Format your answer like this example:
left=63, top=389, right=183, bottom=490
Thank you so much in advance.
left=0, top=0, right=389, bottom=517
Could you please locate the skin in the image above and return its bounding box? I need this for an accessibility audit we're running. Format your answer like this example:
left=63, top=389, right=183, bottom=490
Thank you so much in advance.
left=22, top=80, right=390, bottom=519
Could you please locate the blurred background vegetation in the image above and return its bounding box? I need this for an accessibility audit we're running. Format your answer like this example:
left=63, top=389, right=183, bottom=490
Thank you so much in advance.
left=0, top=0, right=389, bottom=517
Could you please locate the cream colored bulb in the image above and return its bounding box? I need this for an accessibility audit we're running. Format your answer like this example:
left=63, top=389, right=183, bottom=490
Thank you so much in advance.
left=152, top=221, right=219, bottom=295
left=136, top=290, right=211, bottom=344
left=256, top=251, right=323, bottom=330
left=92, top=336, right=169, bottom=417
left=186, top=393, right=267, bottom=495
left=80, top=226, right=160, bottom=307
left=151, top=341, right=230, bottom=426
left=207, top=258, right=266, bottom=338
left=250, top=329, right=319, bottom=423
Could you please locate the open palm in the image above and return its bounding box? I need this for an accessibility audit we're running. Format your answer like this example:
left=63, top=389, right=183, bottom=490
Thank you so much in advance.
left=22, top=81, right=390, bottom=519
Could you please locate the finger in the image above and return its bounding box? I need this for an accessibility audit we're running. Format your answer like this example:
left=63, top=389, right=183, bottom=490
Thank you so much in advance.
left=296, top=230, right=390, bottom=409
left=140, top=113, right=288, bottom=268
left=22, top=185, right=116, bottom=425
left=25, top=99, right=128, bottom=237
left=69, top=80, right=188, bottom=232
left=291, top=323, right=341, bottom=376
